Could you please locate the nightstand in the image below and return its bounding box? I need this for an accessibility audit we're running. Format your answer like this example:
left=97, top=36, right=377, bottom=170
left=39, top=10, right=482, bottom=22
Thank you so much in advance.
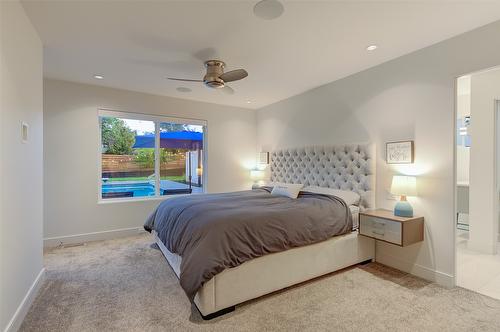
left=359, top=209, right=424, bottom=247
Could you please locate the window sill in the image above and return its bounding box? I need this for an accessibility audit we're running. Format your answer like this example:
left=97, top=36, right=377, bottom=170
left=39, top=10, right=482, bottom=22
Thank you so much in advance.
left=97, top=192, right=204, bottom=204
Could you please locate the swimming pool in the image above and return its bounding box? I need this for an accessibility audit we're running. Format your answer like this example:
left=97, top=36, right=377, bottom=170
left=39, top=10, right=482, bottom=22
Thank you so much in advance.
left=102, top=182, right=155, bottom=198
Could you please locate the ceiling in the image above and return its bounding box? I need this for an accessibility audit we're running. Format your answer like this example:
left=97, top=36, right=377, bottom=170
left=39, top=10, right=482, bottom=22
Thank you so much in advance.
left=21, top=1, right=500, bottom=110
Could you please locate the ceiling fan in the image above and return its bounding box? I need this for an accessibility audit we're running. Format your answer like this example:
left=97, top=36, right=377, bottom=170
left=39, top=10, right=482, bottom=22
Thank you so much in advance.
left=167, top=60, right=248, bottom=95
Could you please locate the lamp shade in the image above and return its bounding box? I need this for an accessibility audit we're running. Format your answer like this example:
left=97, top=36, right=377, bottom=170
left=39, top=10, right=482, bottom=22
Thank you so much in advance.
left=250, top=169, right=264, bottom=180
left=391, top=175, right=417, bottom=197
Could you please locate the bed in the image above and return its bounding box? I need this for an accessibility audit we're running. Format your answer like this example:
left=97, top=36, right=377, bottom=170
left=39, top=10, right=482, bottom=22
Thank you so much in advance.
left=148, top=143, right=376, bottom=319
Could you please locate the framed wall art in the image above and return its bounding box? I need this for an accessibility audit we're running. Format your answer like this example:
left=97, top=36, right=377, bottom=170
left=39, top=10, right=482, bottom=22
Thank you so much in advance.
left=386, top=141, right=414, bottom=164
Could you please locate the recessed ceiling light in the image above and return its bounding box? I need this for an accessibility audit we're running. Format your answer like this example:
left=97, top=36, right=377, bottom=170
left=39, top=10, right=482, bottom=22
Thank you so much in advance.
left=93, top=74, right=104, bottom=79
left=246, top=100, right=252, bottom=104
left=176, top=87, right=192, bottom=93
left=253, top=0, right=284, bottom=20
left=366, top=45, right=378, bottom=51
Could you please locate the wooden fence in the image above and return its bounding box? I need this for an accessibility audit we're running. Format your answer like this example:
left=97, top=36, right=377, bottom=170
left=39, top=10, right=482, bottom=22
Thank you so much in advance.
left=102, top=154, right=186, bottom=177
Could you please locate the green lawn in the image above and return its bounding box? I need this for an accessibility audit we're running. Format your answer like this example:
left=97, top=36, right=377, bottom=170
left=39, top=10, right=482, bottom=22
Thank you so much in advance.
left=104, top=175, right=186, bottom=182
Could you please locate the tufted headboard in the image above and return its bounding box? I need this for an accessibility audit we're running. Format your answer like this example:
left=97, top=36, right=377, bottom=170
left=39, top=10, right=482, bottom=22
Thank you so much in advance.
left=270, top=143, right=376, bottom=210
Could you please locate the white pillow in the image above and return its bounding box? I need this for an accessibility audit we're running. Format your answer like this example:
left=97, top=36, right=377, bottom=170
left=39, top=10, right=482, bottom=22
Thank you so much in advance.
left=271, top=183, right=304, bottom=199
left=302, top=186, right=360, bottom=206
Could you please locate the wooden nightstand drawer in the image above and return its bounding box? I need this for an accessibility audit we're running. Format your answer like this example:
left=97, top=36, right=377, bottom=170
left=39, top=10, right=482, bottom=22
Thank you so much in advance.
left=359, top=209, right=424, bottom=247
left=359, top=215, right=402, bottom=245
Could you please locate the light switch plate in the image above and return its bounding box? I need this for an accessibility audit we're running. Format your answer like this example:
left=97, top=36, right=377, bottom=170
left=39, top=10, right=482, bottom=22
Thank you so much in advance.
left=21, top=122, right=29, bottom=143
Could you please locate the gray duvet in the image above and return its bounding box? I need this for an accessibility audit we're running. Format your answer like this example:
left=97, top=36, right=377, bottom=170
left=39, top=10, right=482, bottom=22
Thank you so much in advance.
left=144, top=187, right=352, bottom=300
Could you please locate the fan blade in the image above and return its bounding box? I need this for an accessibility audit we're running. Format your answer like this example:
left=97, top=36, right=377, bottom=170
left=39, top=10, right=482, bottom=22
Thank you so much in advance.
left=221, top=85, right=234, bottom=95
left=219, top=69, right=248, bottom=82
left=167, top=78, right=203, bottom=82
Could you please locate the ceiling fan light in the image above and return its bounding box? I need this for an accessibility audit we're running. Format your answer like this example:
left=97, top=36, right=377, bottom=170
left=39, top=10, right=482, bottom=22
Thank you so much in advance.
left=205, top=80, right=225, bottom=89
left=168, top=59, right=246, bottom=94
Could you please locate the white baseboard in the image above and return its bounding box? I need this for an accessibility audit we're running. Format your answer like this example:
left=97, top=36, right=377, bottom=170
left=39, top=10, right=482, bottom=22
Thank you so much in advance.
left=4, top=268, right=46, bottom=332
left=376, top=252, right=455, bottom=288
left=43, top=227, right=146, bottom=248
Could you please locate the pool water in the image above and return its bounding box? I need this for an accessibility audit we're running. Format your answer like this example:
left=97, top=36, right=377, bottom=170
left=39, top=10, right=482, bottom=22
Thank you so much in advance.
left=102, top=182, right=155, bottom=198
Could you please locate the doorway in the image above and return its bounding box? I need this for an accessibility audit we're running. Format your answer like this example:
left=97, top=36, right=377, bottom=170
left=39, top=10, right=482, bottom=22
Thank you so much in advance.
left=455, top=68, right=500, bottom=299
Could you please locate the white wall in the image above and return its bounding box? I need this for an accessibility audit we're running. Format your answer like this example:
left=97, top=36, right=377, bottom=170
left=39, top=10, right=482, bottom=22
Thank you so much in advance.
left=457, top=76, right=471, bottom=118
left=257, top=20, right=500, bottom=286
left=43, top=79, right=256, bottom=243
left=468, top=68, right=500, bottom=253
left=0, top=1, right=44, bottom=331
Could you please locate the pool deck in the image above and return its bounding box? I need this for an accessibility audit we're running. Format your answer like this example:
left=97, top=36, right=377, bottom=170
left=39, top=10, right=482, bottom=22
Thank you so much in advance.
left=103, top=179, right=203, bottom=194
left=160, top=180, right=203, bottom=193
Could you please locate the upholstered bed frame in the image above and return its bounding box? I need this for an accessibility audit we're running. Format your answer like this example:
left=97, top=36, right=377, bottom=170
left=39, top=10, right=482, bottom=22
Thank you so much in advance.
left=270, top=144, right=375, bottom=210
left=154, top=143, right=376, bottom=319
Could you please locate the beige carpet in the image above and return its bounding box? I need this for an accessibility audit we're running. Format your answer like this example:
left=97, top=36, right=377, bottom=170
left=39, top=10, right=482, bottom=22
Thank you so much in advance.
left=20, top=234, right=500, bottom=332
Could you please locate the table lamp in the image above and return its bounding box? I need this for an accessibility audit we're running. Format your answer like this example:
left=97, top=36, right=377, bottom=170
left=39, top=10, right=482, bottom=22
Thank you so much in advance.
left=250, top=169, right=265, bottom=185
left=250, top=169, right=264, bottom=185
left=391, top=175, right=417, bottom=217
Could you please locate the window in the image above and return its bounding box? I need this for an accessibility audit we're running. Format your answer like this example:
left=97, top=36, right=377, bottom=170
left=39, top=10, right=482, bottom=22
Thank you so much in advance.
left=99, top=110, right=206, bottom=201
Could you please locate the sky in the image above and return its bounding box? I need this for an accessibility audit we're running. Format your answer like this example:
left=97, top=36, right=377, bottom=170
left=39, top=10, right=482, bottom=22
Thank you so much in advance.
left=122, top=119, right=202, bottom=135
left=123, top=119, right=154, bottom=135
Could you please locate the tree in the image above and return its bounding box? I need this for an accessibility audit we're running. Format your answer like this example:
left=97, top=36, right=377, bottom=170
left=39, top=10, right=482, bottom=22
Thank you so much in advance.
left=134, top=148, right=155, bottom=168
left=134, top=148, right=185, bottom=168
left=101, top=117, right=136, bottom=155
